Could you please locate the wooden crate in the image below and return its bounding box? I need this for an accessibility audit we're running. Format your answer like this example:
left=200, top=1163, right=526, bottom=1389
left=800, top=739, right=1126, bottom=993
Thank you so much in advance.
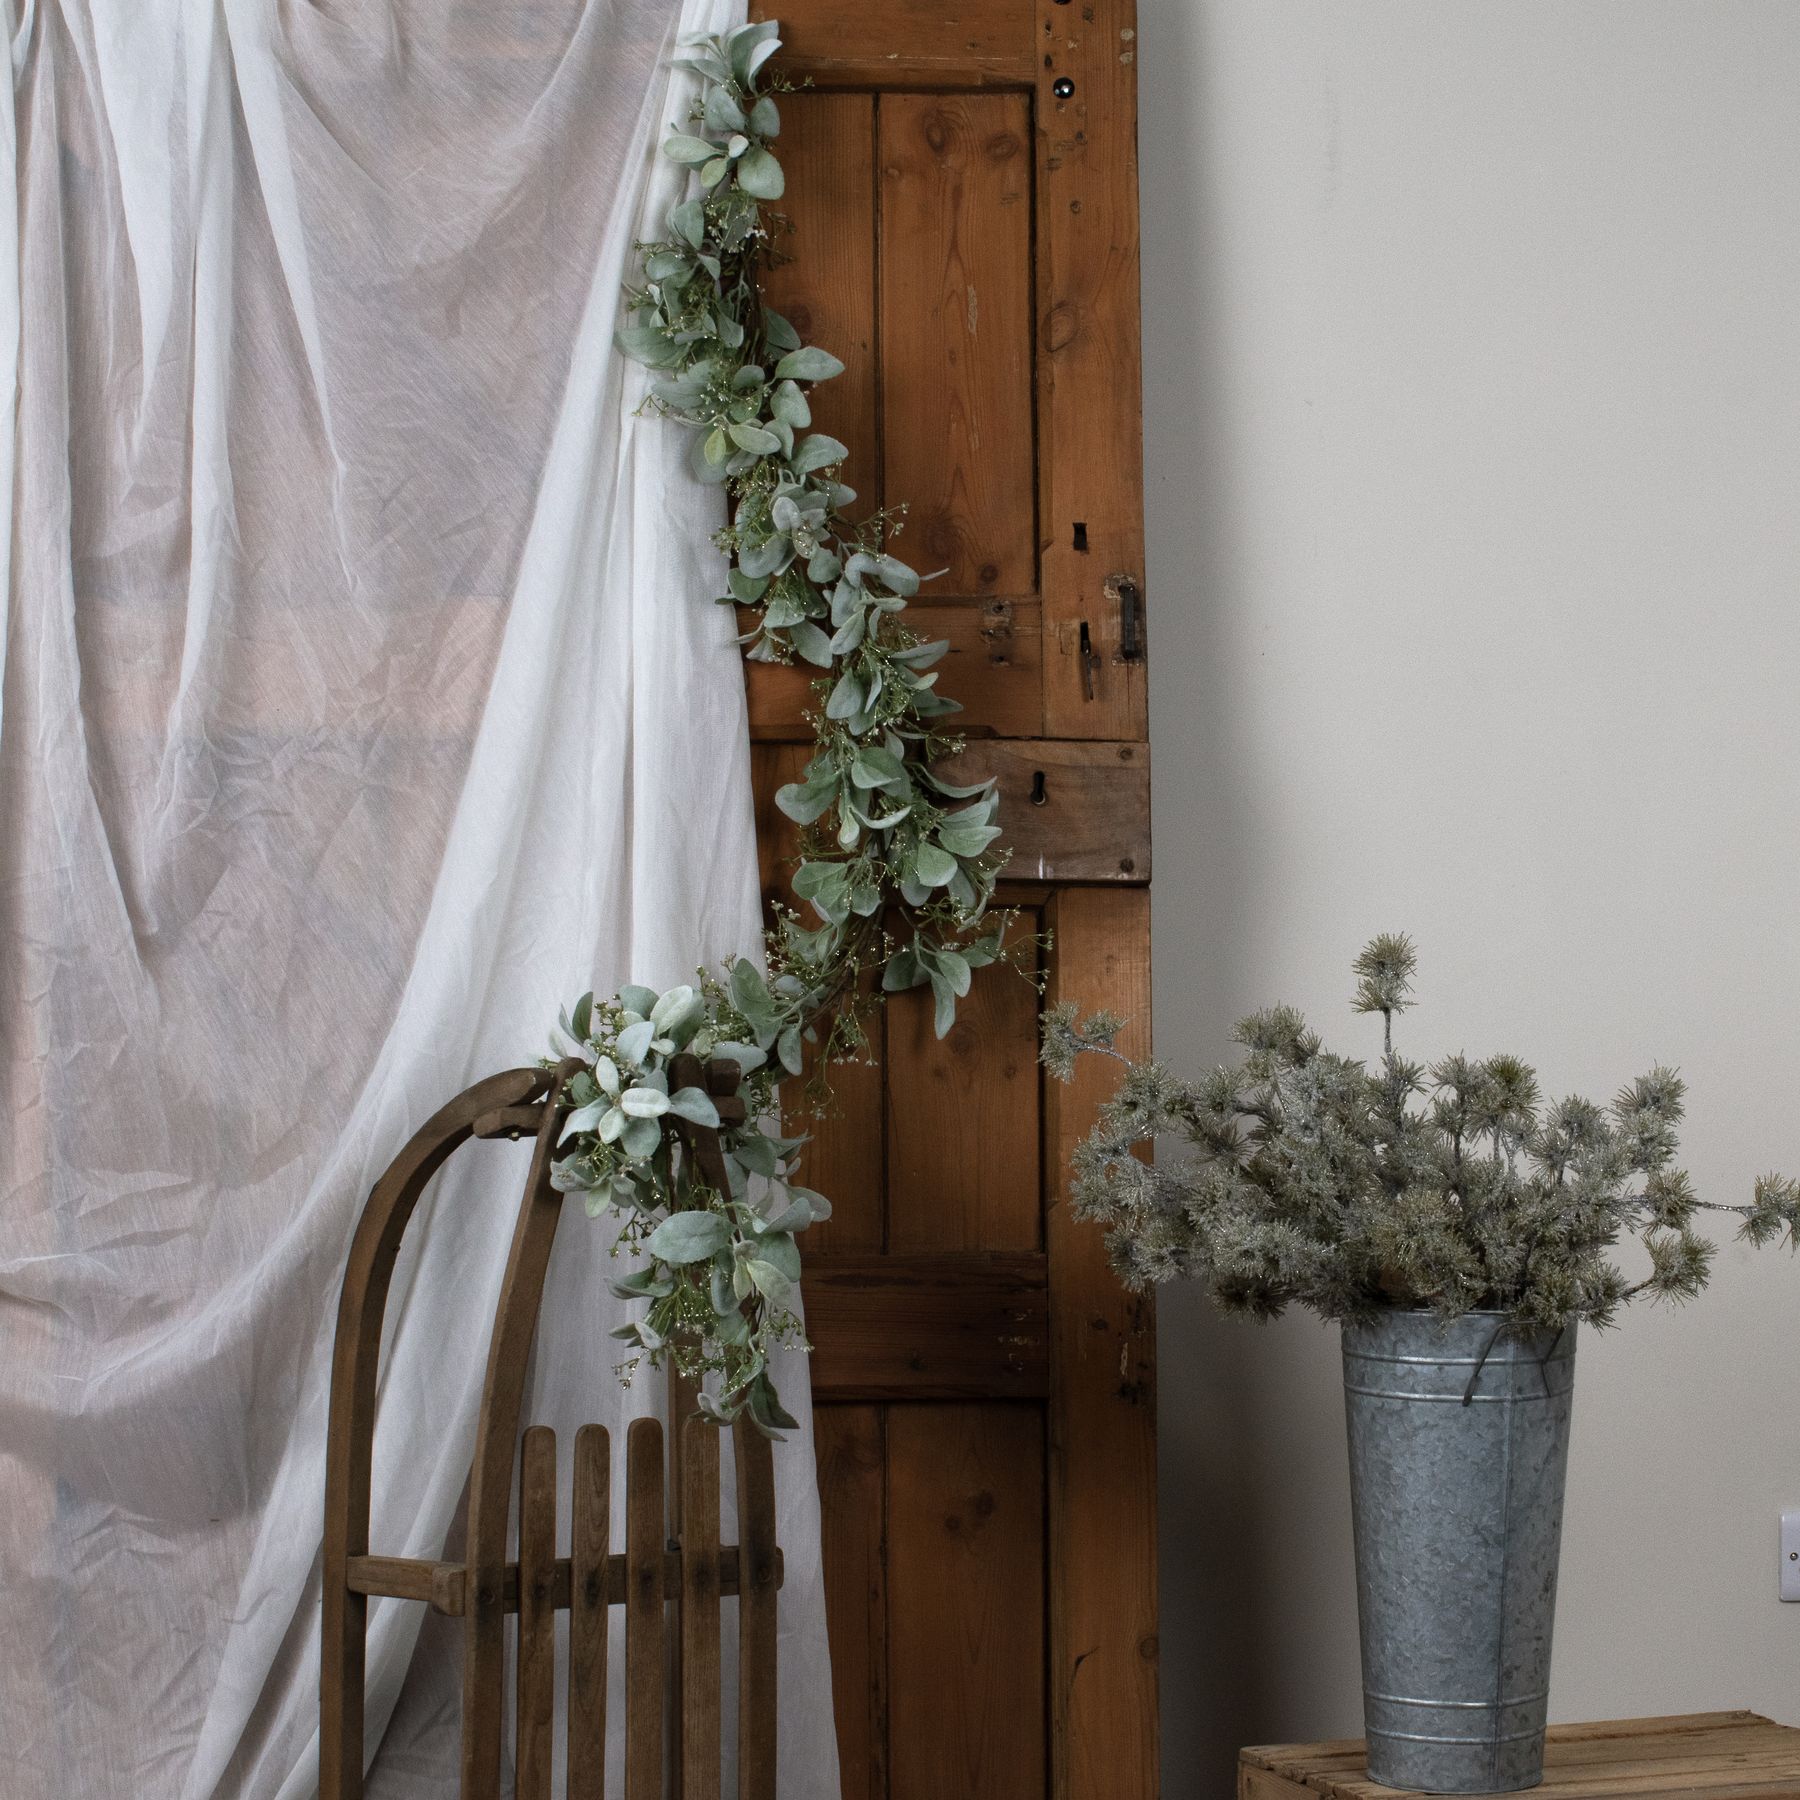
left=1240, top=1712, right=1800, bottom=1800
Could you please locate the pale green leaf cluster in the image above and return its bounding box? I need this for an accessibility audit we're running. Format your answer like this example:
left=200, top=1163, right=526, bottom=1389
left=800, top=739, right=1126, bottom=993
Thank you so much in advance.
left=1043, top=937, right=1800, bottom=1335
left=550, top=24, right=1014, bottom=1432
left=551, top=979, right=826, bottom=1438
left=623, top=24, right=1007, bottom=998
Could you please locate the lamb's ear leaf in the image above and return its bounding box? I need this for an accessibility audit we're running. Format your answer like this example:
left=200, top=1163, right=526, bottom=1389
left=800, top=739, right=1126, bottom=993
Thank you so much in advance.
left=762, top=308, right=802, bottom=352
left=621, top=1115, right=662, bottom=1159
left=737, top=147, right=785, bottom=201
left=667, top=1087, right=722, bottom=1129
left=704, top=87, right=747, bottom=134
left=742, top=35, right=783, bottom=86
left=673, top=50, right=732, bottom=83
left=911, top=842, right=958, bottom=888
left=788, top=433, right=849, bottom=475
left=692, top=432, right=731, bottom=484
left=559, top=1101, right=606, bottom=1142
left=647, top=1210, right=732, bottom=1265
left=747, top=1372, right=800, bottom=1436
left=617, top=324, right=677, bottom=365
left=744, top=1257, right=792, bottom=1305
left=774, top=346, right=845, bottom=383
left=788, top=619, right=834, bottom=667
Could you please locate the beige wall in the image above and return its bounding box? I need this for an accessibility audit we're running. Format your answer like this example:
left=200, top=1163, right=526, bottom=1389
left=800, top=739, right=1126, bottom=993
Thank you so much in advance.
left=1139, top=3, right=1800, bottom=1791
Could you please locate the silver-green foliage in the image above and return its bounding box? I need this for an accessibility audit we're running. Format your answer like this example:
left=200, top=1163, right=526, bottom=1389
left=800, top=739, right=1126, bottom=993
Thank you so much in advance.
left=1042, top=935, right=1800, bottom=1333
left=552, top=24, right=1008, bottom=1432
left=550, top=980, right=820, bottom=1438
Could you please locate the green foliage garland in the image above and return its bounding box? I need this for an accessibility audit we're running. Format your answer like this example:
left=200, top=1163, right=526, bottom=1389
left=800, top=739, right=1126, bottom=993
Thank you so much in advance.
left=549, top=22, right=1008, bottom=1436
left=1042, top=934, right=1800, bottom=1334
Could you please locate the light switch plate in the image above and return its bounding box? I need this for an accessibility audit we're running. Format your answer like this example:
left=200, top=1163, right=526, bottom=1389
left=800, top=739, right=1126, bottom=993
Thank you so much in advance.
left=1783, top=1510, right=1800, bottom=1603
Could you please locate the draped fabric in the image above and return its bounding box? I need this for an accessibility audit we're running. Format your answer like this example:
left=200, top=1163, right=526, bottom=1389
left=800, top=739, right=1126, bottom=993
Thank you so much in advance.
left=0, top=2, right=839, bottom=1794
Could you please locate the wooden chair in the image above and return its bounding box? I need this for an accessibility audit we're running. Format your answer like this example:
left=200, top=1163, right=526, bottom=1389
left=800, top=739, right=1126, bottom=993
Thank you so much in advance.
left=320, top=1053, right=781, bottom=1799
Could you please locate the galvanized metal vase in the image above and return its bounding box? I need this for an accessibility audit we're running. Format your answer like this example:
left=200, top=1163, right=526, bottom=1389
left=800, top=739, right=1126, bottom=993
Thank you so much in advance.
left=1342, top=1309, right=1577, bottom=1793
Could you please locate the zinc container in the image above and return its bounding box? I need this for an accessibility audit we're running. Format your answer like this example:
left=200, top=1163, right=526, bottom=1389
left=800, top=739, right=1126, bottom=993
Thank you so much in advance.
left=1342, top=1309, right=1577, bottom=1793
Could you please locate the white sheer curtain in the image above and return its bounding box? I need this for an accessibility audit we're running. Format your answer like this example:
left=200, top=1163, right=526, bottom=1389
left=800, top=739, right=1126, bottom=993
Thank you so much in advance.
left=0, top=2, right=839, bottom=1795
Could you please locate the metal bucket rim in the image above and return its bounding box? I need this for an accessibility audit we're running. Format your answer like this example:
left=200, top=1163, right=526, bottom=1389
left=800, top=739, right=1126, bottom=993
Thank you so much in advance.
left=1363, top=1307, right=1522, bottom=1318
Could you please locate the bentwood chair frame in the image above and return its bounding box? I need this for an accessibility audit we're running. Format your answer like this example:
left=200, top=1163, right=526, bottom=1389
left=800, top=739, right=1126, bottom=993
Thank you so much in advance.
left=320, top=1053, right=780, bottom=1800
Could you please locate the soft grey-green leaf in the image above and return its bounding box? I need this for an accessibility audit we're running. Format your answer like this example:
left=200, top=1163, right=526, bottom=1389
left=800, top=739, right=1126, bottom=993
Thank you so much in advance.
left=664, top=133, right=716, bottom=165
left=774, top=346, right=844, bottom=383
left=647, top=1210, right=732, bottom=1264
left=667, top=1087, right=722, bottom=1128
left=737, top=146, right=785, bottom=200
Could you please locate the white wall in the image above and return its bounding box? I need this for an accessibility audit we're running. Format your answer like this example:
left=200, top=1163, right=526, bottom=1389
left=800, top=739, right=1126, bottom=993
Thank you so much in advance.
left=1140, top=3, right=1800, bottom=1790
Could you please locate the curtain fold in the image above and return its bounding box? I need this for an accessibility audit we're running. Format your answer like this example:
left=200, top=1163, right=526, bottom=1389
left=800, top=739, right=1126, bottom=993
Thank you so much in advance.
left=0, top=2, right=840, bottom=1794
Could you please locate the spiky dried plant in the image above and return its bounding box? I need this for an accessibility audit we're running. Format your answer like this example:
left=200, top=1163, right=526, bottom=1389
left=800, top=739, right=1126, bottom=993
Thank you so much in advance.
left=1042, top=937, right=1800, bottom=1332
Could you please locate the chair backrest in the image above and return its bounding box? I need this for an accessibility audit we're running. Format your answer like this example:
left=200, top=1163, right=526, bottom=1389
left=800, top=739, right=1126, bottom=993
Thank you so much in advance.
left=319, top=1055, right=780, bottom=1800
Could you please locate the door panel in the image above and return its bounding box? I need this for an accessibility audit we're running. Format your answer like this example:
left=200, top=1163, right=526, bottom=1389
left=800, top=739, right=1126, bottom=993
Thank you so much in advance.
left=885, top=911, right=1041, bottom=1253
left=888, top=1404, right=1047, bottom=1800
left=815, top=1405, right=888, bottom=1799
left=878, top=91, right=1037, bottom=599
left=748, top=4, right=1155, bottom=1796
left=760, top=92, right=880, bottom=519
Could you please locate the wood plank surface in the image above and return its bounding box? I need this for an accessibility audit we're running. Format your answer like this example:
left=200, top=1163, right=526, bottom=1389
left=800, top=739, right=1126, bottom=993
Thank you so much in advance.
left=748, top=598, right=1043, bottom=741
left=880, top=92, right=1037, bottom=599
left=755, top=0, right=1038, bottom=88
left=515, top=1426, right=557, bottom=1800
left=734, top=1426, right=781, bottom=1800
left=1238, top=1769, right=1300, bottom=1800
left=680, top=1414, right=723, bottom=1800
left=568, top=1425, right=610, bottom=1800
left=888, top=1404, right=1047, bottom=1800
left=753, top=741, right=1147, bottom=910
left=343, top=1543, right=771, bottom=1615
left=804, top=1252, right=1048, bottom=1398
left=783, top=971, right=886, bottom=1257
left=813, top=1407, right=889, bottom=1800
left=936, top=738, right=1150, bottom=883
left=759, top=92, right=880, bottom=522
left=460, top=1065, right=581, bottom=1799
left=886, top=914, right=1043, bottom=1252
left=624, top=1418, right=665, bottom=1800
left=1241, top=1713, right=1800, bottom=1799
left=1035, top=0, right=1148, bottom=738
left=1045, top=887, right=1159, bottom=1800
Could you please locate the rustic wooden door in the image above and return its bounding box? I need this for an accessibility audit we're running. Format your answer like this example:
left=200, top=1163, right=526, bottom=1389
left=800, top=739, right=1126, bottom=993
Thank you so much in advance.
left=743, top=4, right=1156, bottom=1796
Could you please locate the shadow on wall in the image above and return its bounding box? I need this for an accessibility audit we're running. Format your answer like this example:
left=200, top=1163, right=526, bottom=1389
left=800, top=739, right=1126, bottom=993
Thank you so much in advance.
left=1143, top=1, right=1265, bottom=1786
left=1140, top=2, right=1364, bottom=1789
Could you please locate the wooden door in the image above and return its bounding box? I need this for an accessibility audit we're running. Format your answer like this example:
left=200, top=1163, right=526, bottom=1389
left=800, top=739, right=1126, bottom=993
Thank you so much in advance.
left=744, top=4, right=1156, bottom=1796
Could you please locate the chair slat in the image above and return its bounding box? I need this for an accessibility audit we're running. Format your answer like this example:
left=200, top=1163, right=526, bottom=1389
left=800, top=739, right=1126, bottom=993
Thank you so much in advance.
left=733, top=1425, right=779, bottom=1800
left=680, top=1413, right=724, bottom=1798
left=461, top=1062, right=583, bottom=1797
left=625, top=1417, right=666, bottom=1800
left=516, top=1426, right=557, bottom=1800
left=569, top=1424, right=611, bottom=1800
